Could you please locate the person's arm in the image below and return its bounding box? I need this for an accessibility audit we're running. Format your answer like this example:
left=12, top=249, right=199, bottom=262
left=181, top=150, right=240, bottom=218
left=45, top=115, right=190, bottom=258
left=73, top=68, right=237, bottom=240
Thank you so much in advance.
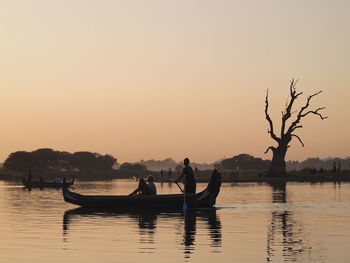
left=175, top=169, right=185, bottom=183
left=129, top=187, right=140, bottom=196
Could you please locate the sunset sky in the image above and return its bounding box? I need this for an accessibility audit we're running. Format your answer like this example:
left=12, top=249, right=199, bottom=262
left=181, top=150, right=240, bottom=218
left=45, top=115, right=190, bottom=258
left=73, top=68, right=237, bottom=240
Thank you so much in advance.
left=1, top=0, right=349, bottom=164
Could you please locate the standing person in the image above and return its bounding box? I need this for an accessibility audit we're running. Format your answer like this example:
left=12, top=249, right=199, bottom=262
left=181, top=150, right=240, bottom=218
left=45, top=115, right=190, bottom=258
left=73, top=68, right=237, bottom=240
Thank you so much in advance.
left=160, top=169, right=164, bottom=180
left=147, top=175, right=157, bottom=195
left=175, top=158, right=196, bottom=194
left=168, top=168, right=173, bottom=178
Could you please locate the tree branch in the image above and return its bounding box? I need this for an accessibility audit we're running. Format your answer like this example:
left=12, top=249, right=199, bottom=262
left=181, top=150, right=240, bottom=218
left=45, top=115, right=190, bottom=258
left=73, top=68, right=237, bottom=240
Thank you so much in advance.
left=264, top=146, right=276, bottom=154
left=291, top=134, right=305, bottom=147
left=265, top=90, right=280, bottom=143
left=290, top=125, right=303, bottom=133
left=281, top=79, right=303, bottom=136
left=300, top=107, right=328, bottom=120
left=286, top=90, right=327, bottom=135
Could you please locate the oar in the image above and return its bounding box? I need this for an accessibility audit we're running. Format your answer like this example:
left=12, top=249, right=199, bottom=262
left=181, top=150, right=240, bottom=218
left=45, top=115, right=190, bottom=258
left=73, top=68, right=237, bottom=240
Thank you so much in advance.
left=175, top=182, right=184, bottom=193
left=175, top=182, right=188, bottom=212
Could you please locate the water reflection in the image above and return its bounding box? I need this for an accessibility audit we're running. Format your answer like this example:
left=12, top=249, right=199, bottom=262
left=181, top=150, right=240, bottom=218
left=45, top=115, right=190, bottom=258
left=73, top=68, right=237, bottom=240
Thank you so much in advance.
left=266, top=181, right=315, bottom=262
left=183, top=208, right=221, bottom=258
left=63, top=207, right=221, bottom=257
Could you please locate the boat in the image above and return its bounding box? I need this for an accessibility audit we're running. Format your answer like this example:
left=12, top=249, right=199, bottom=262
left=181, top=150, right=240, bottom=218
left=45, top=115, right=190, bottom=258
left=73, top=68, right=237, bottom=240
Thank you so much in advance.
left=22, top=177, right=74, bottom=189
left=62, top=181, right=221, bottom=210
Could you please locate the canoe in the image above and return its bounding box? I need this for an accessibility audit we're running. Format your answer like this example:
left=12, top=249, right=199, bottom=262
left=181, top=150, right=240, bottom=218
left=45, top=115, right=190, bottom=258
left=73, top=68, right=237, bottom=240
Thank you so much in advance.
left=62, top=186, right=219, bottom=210
left=23, top=177, right=74, bottom=189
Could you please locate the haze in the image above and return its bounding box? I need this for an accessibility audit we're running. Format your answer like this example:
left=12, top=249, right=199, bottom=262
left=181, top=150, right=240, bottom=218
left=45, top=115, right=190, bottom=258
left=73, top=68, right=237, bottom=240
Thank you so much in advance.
left=1, top=0, right=349, bottom=164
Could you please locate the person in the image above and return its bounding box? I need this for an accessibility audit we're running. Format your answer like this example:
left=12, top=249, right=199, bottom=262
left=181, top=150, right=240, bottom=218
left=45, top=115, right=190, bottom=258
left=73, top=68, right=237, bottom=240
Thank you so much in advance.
left=54, top=176, right=61, bottom=184
left=129, top=178, right=151, bottom=196
left=175, top=158, right=196, bottom=194
left=147, top=175, right=157, bottom=195
left=168, top=168, right=173, bottom=178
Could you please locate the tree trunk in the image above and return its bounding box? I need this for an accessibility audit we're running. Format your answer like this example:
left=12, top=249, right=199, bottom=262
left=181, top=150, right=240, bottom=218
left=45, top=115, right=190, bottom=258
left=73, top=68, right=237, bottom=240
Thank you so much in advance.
left=268, top=145, right=288, bottom=176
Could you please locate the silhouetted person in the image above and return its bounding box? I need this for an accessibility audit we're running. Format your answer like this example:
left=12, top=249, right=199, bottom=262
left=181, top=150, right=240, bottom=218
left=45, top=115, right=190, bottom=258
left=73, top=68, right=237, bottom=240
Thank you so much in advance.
left=175, top=158, right=196, bottom=194
left=130, top=178, right=151, bottom=196
left=54, top=175, right=61, bottom=183
left=147, top=175, right=157, bottom=195
left=168, top=168, right=173, bottom=178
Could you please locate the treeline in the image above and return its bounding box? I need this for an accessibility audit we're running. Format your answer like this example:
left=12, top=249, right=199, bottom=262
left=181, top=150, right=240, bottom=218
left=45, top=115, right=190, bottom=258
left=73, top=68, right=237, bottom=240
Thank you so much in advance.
left=286, top=157, right=350, bottom=171
left=138, top=154, right=270, bottom=172
left=4, top=148, right=117, bottom=173
left=138, top=158, right=214, bottom=171
left=3, top=148, right=349, bottom=180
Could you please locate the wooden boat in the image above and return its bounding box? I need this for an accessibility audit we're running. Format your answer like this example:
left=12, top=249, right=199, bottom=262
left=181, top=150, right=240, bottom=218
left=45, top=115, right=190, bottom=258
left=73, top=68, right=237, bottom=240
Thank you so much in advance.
left=23, top=177, right=74, bottom=189
left=62, top=185, right=220, bottom=210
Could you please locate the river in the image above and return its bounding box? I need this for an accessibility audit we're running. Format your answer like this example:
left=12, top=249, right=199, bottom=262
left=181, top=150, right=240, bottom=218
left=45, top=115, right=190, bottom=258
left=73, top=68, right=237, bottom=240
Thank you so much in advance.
left=0, top=180, right=349, bottom=262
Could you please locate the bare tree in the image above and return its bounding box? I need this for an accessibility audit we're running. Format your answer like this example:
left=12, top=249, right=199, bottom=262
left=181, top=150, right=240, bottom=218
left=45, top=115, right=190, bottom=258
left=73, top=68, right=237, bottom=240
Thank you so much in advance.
left=264, top=79, right=327, bottom=176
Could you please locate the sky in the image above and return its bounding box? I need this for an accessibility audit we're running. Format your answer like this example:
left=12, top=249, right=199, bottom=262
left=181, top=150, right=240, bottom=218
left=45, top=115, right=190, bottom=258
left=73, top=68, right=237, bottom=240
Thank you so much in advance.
left=0, top=0, right=349, bottom=164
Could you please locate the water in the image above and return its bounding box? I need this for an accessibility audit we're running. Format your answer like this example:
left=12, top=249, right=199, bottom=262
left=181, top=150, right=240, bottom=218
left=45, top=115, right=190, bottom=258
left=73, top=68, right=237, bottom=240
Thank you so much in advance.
left=0, top=180, right=349, bottom=262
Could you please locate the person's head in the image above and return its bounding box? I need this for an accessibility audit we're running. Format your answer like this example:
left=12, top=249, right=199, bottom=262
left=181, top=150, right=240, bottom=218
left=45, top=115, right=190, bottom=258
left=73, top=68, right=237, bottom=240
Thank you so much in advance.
left=184, top=158, right=190, bottom=166
left=147, top=175, right=154, bottom=183
left=139, top=178, right=147, bottom=187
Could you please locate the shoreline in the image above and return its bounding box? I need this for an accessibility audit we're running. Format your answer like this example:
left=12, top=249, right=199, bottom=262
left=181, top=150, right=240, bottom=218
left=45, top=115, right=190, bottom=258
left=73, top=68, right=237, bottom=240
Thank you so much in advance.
left=2, top=170, right=350, bottom=184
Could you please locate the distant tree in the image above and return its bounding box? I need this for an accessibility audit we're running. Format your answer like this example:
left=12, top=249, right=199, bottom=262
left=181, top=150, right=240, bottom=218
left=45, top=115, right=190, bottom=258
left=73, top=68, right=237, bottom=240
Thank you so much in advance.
left=175, top=164, right=183, bottom=173
left=4, top=149, right=117, bottom=173
left=4, top=151, right=34, bottom=172
left=264, top=80, right=327, bottom=176
left=72, top=152, right=98, bottom=171
left=96, top=154, right=117, bottom=171
left=72, top=151, right=117, bottom=171
left=119, top=163, right=147, bottom=172
left=221, top=154, right=270, bottom=171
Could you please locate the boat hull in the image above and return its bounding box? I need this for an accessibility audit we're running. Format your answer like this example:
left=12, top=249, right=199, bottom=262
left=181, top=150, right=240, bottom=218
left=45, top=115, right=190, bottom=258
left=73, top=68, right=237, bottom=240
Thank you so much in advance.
left=62, top=188, right=216, bottom=210
left=23, top=178, right=74, bottom=189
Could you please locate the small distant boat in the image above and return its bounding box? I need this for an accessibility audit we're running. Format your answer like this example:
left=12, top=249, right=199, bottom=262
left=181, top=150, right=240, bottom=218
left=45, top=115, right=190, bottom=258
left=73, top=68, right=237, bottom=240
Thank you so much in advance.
left=62, top=184, right=220, bottom=210
left=22, top=177, right=74, bottom=189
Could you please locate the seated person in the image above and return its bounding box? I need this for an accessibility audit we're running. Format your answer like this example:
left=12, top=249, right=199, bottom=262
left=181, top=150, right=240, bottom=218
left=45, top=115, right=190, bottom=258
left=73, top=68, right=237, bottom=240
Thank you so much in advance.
left=129, top=178, right=151, bottom=196
left=54, top=176, right=61, bottom=184
left=146, top=175, right=157, bottom=195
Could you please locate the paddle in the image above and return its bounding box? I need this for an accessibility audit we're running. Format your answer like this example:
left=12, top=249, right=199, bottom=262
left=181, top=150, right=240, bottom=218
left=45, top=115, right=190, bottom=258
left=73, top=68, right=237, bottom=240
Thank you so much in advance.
left=175, top=182, right=188, bottom=212
left=175, top=182, right=184, bottom=193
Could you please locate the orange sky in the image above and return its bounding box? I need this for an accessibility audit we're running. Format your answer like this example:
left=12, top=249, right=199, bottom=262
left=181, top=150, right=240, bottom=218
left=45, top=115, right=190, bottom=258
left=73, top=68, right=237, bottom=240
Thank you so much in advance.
left=0, top=0, right=349, bottom=164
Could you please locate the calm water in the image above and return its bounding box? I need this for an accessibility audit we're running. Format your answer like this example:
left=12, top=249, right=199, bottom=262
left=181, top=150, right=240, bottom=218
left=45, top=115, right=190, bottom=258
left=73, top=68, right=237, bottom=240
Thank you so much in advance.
left=0, top=180, right=349, bottom=263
